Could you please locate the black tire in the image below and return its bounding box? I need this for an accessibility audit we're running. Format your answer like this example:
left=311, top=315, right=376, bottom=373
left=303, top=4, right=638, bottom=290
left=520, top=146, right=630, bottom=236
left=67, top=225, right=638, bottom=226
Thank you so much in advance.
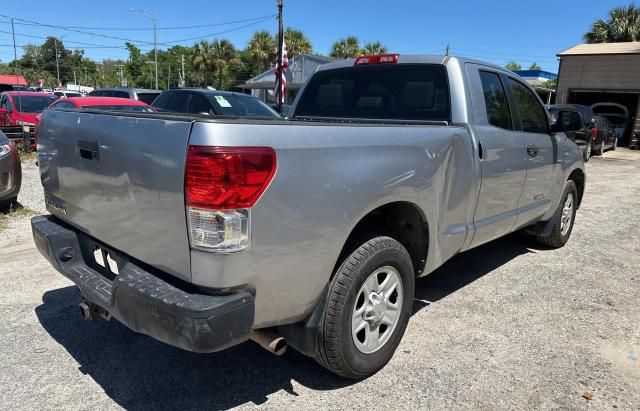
left=612, top=137, right=618, bottom=151
left=536, top=181, right=578, bottom=248
left=595, top=141, right=605, bottom=156
left=583, top=143, right=591, bottom=162
left=0, top=196, right=17, bottom=213
left=315, top=236, right=415, bottom=379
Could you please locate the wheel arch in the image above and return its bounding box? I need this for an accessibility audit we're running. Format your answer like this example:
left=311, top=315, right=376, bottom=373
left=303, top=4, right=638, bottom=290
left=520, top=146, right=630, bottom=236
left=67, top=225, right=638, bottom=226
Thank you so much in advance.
left=333, top=201, right=429, bottom=278
left=567, top=168, right=585, bottom=208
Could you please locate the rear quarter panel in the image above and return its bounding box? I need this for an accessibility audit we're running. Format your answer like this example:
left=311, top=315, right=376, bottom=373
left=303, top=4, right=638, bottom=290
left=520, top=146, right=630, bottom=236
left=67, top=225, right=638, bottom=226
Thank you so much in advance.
left=188, top=121, right=478, bottom=327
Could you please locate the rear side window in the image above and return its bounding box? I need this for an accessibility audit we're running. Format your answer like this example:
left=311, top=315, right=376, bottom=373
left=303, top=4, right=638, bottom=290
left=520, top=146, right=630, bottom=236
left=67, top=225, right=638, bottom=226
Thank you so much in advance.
left=137, top=93, right=160, bottom=104
left=507, top=78, right=549, bottom=134
left=294, top=64, right=451, bottom=121
left=479, top=71, right=512, bottom=130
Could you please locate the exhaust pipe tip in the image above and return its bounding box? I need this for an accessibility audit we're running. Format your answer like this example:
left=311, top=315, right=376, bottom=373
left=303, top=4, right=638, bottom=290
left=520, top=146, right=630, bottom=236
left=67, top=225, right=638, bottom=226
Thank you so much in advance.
left=250, top=329, right=288, bottom=356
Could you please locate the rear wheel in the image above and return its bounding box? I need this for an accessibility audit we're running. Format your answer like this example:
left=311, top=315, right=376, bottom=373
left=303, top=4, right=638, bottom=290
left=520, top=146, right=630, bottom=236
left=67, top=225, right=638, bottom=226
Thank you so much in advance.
left=583, top=143, right=592, bottom=162
left=536, top=181, right=578, bottom=248
left=315, top=236, right=414, bottom=379
left=596, top=140, right=605, bottom=156
left=612, top=137, right=618, bottom=151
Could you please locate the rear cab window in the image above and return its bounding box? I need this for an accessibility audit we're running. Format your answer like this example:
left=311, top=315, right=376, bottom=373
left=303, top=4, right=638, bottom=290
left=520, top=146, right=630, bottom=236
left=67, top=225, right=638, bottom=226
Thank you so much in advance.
left=479, top=71, right=512, bottom=130
left=293, top=64, right=451, bottom=122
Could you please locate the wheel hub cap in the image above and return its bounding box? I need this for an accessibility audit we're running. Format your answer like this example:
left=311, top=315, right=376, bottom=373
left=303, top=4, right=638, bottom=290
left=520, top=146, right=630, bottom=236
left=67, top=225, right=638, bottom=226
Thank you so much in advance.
left=560, top=193, right=574, bottom=236
left=351, top=266, right=404, bottom=354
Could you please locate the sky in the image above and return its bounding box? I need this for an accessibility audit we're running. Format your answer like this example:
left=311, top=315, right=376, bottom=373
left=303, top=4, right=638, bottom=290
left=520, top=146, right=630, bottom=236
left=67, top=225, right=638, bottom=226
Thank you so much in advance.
left=0, top=0, right=627, bottom=73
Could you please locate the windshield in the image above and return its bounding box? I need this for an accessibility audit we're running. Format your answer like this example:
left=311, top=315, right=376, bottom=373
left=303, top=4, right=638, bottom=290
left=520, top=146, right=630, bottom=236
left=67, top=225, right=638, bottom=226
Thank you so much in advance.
left=81, top=105, right=154, bottom=112
left=208, top=94, right=280, bottom=118
left=294, top=64, right=451, bottom=122
left=13, top=95, right=58, bottom=113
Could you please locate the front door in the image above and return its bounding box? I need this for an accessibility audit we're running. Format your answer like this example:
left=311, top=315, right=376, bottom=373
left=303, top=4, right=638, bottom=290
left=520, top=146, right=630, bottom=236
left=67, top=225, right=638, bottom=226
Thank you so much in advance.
left=467, top=65, right=527, bottom=248
left=505, top=77, right=556, bottom=227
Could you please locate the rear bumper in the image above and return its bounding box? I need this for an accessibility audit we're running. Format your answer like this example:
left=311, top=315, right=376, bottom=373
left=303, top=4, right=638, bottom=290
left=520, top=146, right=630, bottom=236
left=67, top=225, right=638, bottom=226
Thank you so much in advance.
left=31, top=215, right=255, bottom=353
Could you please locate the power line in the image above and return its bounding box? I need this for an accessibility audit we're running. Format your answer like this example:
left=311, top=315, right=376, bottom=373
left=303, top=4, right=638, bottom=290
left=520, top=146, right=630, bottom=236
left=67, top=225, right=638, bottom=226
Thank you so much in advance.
left=12, top=14, right=277, bottom=31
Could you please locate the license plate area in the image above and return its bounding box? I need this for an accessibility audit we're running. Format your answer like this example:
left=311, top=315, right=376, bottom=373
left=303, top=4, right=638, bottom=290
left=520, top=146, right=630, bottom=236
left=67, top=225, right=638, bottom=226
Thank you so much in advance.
left=76, top=232, right=128, bottom=281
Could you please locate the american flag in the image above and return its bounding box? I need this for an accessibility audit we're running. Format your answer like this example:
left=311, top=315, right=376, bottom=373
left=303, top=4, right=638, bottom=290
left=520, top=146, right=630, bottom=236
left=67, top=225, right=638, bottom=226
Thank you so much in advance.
left=274, top=41, right=289, bottom=105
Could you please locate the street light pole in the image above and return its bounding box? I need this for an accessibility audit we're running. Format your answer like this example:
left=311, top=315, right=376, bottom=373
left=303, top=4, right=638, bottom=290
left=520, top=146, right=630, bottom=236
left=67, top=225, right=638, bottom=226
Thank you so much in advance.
left=131, top=8, right=158, bottom=89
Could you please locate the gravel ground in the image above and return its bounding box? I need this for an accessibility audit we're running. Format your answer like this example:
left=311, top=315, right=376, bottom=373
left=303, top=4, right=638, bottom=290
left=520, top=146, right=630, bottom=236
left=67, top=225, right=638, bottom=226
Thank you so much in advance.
left=1, top=149, right=639, bottom=410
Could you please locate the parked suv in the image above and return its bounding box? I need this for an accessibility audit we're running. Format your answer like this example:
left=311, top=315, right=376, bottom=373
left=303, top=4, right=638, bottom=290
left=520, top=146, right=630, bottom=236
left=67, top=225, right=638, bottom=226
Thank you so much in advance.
left=88, top=88, right=161, bottom=105
left=547, top=104, right=596, bottom=161
left=151, top=89, right=281, bottom=118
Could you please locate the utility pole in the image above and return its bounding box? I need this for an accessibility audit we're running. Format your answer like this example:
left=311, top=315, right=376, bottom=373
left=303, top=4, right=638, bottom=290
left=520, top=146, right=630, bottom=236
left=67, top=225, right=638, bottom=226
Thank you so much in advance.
left=276, top=0, right=284, bottom=112
left=445, top=43, right=450, bottom=56
left=181, top=54, right=185, bottom=87
left=116, top=64, right=124, bottom=87
left=167, top=66, right=171, bottom=89
left=131, top=8, right=158, bottom=89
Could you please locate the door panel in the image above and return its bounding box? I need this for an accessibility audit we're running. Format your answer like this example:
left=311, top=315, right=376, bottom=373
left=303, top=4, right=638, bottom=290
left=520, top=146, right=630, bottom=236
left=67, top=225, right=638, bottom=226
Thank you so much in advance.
left=506, top=78, right=556, bottom=227
left=466, top=65, right=527, bottom=248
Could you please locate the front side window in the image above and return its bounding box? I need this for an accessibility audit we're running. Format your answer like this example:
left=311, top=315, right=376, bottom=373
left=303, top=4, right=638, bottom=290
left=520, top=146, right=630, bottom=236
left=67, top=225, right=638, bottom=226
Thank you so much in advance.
left=294, top=64, right=451, bottom=122
left=479, top=71, right=512, bottom=130
left=507, top=78, right=548, bottom=134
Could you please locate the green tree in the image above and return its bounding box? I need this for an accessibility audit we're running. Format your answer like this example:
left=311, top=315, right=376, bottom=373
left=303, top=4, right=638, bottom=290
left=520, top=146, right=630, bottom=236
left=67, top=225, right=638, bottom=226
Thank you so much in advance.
left=541, top=78, right=557, bottom=90
left=362, top=41, right=388, bottom=55
left=330, top=36, right=361, bottom=59
left=505, top=61, right=522, bottom=71
left=529, top=62, right=542, bottom=70
left=191, top=40, right=213, bottom=87
left=247, top=30, right=276, bottom=72
left=283, top=27, right=312, bottom=58
left=124, top=42, right=146, bottom=87
left=584, top=3, right=640, bottom=43
left=209, top=39, right=239, bottom=90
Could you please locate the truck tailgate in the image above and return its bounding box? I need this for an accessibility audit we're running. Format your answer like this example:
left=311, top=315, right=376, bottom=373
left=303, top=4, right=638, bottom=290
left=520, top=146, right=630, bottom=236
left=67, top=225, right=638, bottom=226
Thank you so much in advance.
left=38, top=110, right=193, bottom=281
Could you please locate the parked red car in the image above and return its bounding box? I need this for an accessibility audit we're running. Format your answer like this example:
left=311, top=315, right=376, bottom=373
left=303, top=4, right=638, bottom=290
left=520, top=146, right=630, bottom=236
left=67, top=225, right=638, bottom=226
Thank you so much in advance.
left=34, top=97, right=154, bottom=146
left=0, top=91, right=59, bottom=128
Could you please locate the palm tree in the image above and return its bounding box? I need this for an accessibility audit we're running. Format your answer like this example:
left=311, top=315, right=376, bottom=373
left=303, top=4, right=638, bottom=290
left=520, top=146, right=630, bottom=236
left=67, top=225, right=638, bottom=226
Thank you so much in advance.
left=330, top=36, right=361, bottom=59
left=584, top=4, right=640, bottom=43
left=283, top=28, right=312, bottom=58
left=210, top=39, right=239, bottom=90
left=362, top=41, right=388, bottom=55
left=247, top=30, right=276, bottom=71
left=191, top=40, right=212, bottom=86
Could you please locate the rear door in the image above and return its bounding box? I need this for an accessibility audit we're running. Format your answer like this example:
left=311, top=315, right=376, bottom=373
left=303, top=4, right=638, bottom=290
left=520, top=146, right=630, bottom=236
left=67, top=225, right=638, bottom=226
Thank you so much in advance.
left=467, top=65, right=527, bottom=247
left=505, top=77, right=556, bottom=227
left=38, top=110, right=194, bottom=281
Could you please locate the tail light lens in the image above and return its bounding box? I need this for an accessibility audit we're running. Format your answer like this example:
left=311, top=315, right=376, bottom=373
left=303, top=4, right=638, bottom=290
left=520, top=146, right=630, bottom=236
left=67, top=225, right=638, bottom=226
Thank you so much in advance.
left=591, top=128, right=598, bottom=141
left=185, top=146, right=276, bottom=252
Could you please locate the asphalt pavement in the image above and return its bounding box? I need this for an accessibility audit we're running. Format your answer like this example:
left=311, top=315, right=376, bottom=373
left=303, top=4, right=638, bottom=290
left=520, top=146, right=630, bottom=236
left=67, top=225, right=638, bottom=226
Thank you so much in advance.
left=1, top=149, right=639, bottom=410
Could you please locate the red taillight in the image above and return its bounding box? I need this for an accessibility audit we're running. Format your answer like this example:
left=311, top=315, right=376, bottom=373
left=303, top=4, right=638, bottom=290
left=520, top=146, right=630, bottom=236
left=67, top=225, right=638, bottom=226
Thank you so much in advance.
left=591, top=128, right=598, bottom=141
left=354, top=54, right=399, bottom=65
left=185, top=146, right=276, bottom=210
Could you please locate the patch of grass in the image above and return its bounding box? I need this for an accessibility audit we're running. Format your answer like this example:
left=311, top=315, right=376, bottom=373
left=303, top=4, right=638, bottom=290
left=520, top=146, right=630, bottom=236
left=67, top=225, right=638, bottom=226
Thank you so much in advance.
left=0, top=204, right=38, bottom=230
left=16, top=143, right=38, bottom=162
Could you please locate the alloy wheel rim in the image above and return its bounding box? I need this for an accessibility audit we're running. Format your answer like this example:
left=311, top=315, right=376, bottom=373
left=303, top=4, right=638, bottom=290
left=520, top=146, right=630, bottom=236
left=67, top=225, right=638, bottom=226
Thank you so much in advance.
left=351, top=266, right=403, bottom=354
left=560, top=193, right=574, bottom=236
left=586, top=144, right=591, bottom=159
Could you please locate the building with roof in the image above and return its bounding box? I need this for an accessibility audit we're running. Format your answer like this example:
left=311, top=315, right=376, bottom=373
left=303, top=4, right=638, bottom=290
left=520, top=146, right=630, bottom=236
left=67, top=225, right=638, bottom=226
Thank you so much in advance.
left=237, top=54, right=333, bottom=105
left=0, top=74, right=28, bottom=90
left=513, top=69, right=558, bottom=104
left=556, top=41, right=640, bottom=147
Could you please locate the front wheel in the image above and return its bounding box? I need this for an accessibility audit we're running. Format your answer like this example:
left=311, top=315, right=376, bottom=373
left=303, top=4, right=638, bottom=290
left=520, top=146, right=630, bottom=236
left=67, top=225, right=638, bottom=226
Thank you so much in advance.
left=315, top=236, right=415, bottom=379
left=536, top=181, right=578, bottom=248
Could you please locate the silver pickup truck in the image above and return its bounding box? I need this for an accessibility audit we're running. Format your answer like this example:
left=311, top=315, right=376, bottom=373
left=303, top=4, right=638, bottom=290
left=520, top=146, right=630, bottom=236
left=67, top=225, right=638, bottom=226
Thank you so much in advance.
left=32, top=55, right=585, bottom=379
